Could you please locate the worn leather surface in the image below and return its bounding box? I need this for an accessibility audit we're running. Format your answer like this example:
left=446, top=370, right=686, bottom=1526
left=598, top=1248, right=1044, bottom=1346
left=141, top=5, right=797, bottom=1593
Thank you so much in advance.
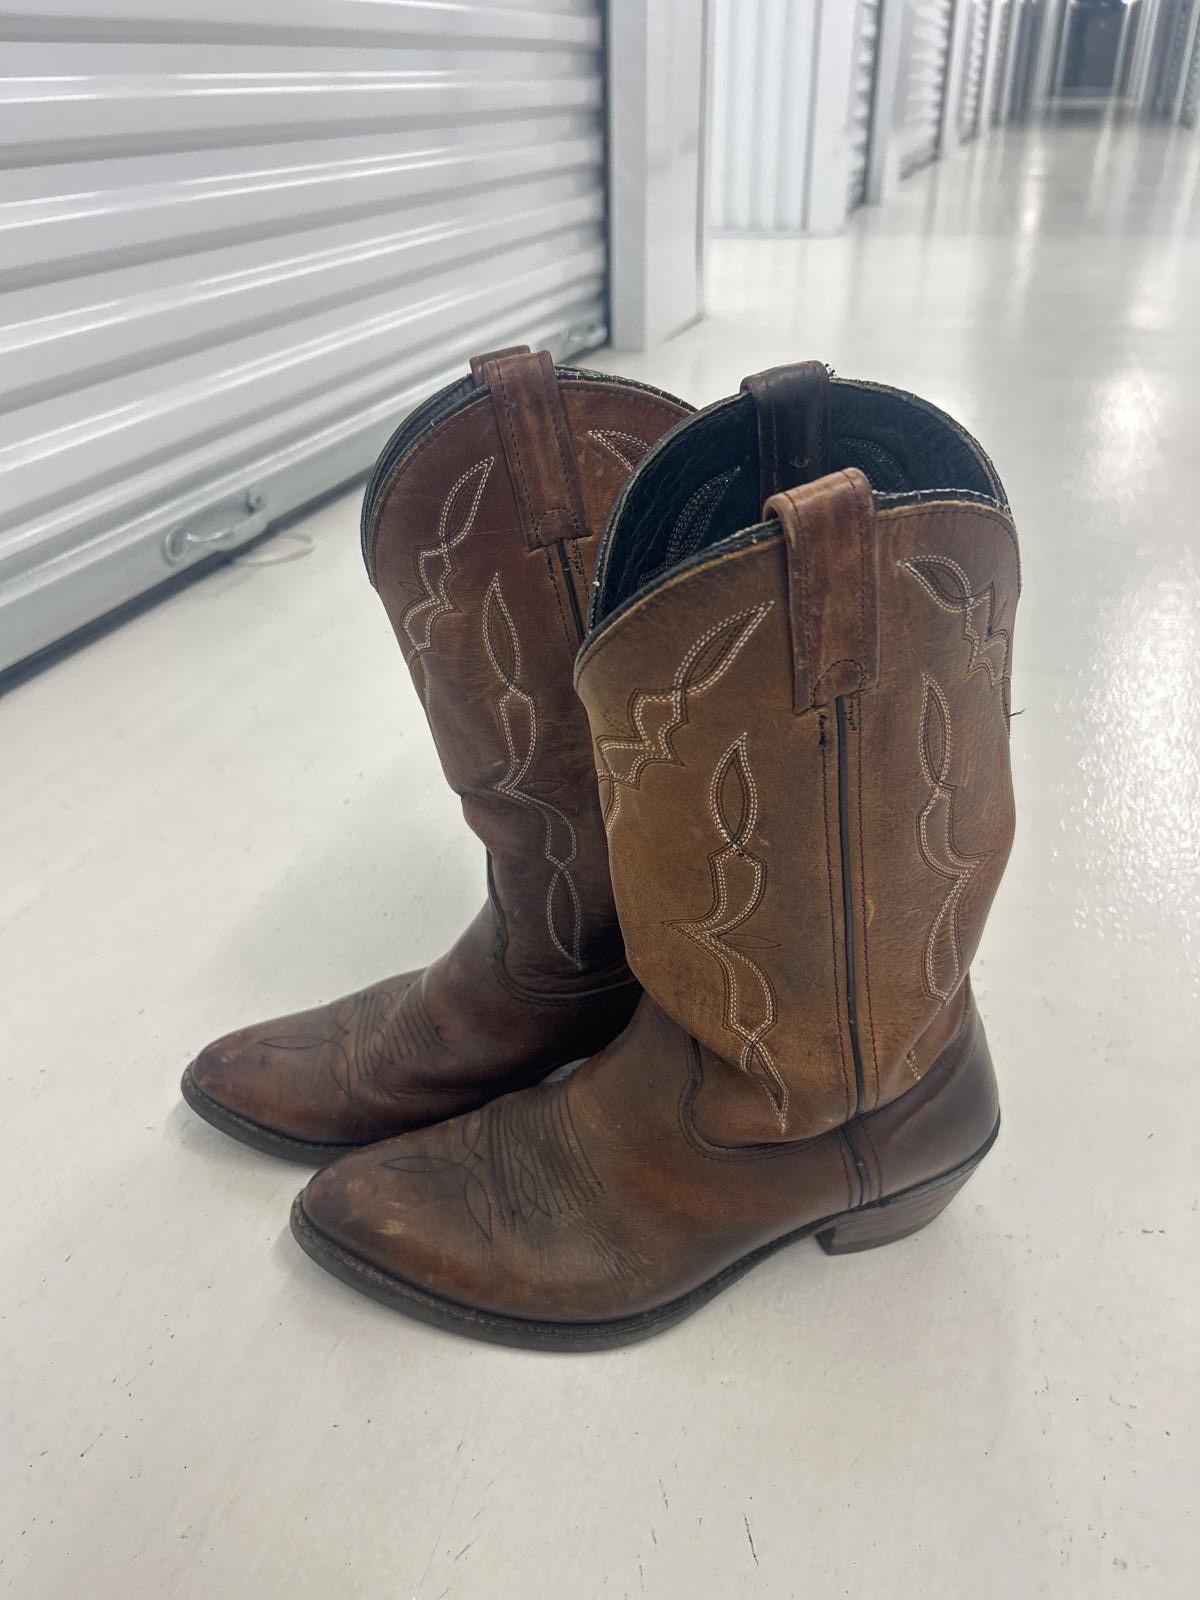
left=295, top=363, right=1020, bottom=1324
left=578, top=488, right=1018, bottom=1141
left=186, top=353, right=691, bottom=1148
left=299, top=992, right=998, bottom=1321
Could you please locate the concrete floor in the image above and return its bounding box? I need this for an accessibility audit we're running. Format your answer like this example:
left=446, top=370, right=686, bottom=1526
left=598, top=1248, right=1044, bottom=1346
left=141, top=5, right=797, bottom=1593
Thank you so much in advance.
left=3, top=119, right=1198, bottom=1598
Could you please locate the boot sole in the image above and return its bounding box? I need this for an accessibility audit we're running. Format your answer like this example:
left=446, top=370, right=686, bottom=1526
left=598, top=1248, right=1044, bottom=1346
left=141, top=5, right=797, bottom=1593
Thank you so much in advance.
left=181, top=1066, right=363, bottom=1166
left=289, top=1117, right=1000, bottom=1350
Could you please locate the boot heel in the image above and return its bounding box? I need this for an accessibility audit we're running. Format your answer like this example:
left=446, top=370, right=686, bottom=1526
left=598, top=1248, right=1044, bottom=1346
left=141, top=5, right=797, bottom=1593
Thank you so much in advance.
left=816, top=1154, right=985, bottom=1256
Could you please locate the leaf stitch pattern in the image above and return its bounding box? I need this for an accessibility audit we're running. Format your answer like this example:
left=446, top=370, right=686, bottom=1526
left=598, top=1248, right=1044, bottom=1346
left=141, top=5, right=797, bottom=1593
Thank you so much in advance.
left=482, top=575, right=584, bottom=969
left=916, top=674, right=988, bottom=1004
left=400, top=456, right=494, bottom=707
left=902, top=554, right=1011, bottom=698
left=670, top=734, right=787, bottom=1130
left=595, top=602, right=773, bottom=830
left=588, top=429, right=648, bottom=472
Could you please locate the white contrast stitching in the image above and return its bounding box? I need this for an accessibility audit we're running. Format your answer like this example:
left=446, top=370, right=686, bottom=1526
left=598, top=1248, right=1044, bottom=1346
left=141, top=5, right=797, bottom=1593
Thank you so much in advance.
left=596, top=602, right=773, bottom=830
left=588, top=429, right=647, bottom=472
left=916, top=674, right=985, bottom=1005
left=672, top=733, right=787, bottom=1131
left=482, top=575, right=583, bottom=969
left=901, top=554, right=1011, bottom=690
left=400, top=457, right=494, bottom=707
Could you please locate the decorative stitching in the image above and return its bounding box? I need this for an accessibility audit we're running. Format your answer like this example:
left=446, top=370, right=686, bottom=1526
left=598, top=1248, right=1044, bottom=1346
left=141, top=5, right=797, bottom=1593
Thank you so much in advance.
left=916, top=675, right=988, bottom=1005
left=658, top=468, right=741, bottom=575
left=588, top=428, right=648, bottom=472
left=382, top=1086, right=601, bottom=1245
left=595, top=602, right=772, bottom=829
left=482, top=575, right=584, bottom=969
left=399, top=456, right=494, bottom=707
left=902, top=554, right=1012, bottom=692
left=671, top=734, right=788, bottom=1132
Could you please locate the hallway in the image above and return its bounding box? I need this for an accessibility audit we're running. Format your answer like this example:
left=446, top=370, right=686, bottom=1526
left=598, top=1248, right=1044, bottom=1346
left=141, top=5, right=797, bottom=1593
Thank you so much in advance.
left=3, top=120, right=1198, bottom=1596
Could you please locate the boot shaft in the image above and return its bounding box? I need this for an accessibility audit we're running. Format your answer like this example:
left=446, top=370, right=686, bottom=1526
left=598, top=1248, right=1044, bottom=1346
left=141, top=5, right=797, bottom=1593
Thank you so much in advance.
left=363, top=349, right=690, bottom=994
left=575, top=369, right=1019, bottom=1143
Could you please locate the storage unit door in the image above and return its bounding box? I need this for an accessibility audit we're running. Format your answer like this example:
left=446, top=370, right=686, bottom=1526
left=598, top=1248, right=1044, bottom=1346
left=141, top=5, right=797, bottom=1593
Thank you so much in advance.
left=989, top=0, right=1015, bottom=124
left=1184, top=6, right=1200, bottom=125
left=847, top=0, right=883, bottom=210
left=898, top=0, right=955, bottom=177
left=959, top=0, right=993, bottom=139
left=0, top=0, right=608, bottom=674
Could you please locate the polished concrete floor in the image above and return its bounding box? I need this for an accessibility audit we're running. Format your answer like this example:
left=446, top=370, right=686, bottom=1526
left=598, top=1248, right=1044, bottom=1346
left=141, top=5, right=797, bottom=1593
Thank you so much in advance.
left=3, top=120, right=1198, bottom=1598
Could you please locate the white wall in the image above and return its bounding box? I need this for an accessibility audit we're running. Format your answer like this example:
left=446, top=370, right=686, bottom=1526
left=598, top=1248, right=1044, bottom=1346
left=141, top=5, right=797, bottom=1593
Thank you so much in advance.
left=608, top=0, right=706, bottom=348
left=706, top=0, right=1017, bottom=238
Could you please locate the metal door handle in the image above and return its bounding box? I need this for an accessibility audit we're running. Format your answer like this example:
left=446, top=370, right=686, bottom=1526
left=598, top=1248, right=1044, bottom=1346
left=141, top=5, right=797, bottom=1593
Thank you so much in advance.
left=163, top=491, right=268, bottom=565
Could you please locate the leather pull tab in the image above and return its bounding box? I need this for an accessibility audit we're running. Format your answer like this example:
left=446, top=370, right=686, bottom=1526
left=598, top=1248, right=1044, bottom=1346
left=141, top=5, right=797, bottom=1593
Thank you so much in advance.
left=740, top=361, right=832, bottom=501
left=765, top=469, right=879, bottom=714
left=480, top=349, right=588, bottom=548
left=469, top=345, right=530, bottom=386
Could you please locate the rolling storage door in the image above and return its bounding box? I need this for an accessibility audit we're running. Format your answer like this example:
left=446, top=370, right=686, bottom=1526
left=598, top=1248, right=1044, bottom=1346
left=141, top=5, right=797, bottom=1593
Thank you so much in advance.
left=989, top=0, right=1016, bottom=124
left=1183, top=6, right=1200, bottom=126
left=898, top=0, right=954, bottom=177
left=0, top=0, right=608, bottom=673
left=959, top=0, right=993, bottom=139
left=847, top=0, right=883, bottom=210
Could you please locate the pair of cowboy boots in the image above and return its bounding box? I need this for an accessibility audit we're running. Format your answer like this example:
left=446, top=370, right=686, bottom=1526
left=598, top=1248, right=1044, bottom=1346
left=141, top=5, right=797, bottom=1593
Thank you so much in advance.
left=183, top=348, right=1019, bottom=1350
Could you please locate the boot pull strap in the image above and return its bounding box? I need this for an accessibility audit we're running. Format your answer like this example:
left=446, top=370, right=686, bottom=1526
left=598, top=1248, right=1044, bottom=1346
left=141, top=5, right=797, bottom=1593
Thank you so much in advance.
left=765, top=469, right=879, bottom=714
left=477, top=348, right=588, bottom=549
left=740, top=361, right=832, bottom=501
left=468, top=345, right=530, bottom=385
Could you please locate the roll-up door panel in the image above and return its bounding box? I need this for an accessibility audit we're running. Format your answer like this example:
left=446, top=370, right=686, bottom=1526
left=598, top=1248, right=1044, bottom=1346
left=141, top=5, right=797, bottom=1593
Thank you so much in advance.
left=898, top=0, right=954, bottom=177
left=0, top=1, right=608, bottom=674
left=1184, top=9, right=1200, bottom=126
left=847, top=0, right=882, bottom=210
left=959, top=0, right=993, bottom=140
left=989, top=0, right=1015, bottom=126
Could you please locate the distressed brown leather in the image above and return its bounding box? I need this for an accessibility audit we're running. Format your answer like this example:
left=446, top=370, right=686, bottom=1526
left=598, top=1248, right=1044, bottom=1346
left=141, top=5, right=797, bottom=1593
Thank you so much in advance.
left=292, top=365, right=1020, bottom=1341
left=182, top=351, right=691, bottom=1157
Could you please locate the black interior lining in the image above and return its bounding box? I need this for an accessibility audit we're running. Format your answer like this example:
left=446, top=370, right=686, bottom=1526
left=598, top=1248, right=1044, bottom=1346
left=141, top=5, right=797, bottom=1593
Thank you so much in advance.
left=591, top=380, right=1008, bottom=627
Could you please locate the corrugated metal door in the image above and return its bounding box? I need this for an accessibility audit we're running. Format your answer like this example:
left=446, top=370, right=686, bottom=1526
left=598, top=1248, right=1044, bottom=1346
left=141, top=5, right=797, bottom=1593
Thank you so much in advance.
left=898, top=0, right=954, bottom=177
left=846, top=0, right=882, bottom=210
left=707, top=0, right=818, bottom=234
left=959, top=0, right=994, bottom=139
left=1183, top=5, right=1200, bottom=125
left=989, top=0, right=1015, bottom=124
left=0, top=0, right=608, bottom=674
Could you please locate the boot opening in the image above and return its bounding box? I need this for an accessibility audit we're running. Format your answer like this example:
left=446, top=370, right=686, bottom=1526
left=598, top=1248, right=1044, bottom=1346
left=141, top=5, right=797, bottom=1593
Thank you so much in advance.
left=592, top=379, right=1009, bottom=627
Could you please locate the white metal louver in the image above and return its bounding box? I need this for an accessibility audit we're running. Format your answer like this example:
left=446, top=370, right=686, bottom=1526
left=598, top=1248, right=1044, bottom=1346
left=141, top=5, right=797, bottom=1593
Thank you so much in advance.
left=959, top=0, right=993, bottom=140
left=898, top=0, right=954, bottom=177
left=1183, top=5, right=1200, bottom=126
left=846, top=0, right=882, bottom=210
left=0, top=0, right=608, bottom=674
left=989, top=0, right=1015, bottom=125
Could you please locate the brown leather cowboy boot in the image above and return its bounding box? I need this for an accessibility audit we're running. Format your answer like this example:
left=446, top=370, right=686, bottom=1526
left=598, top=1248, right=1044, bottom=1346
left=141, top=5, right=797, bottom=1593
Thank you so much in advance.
left=181, top=349, right=690, bottom=1161
left=290, top=363, right=1020, bottom=1347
